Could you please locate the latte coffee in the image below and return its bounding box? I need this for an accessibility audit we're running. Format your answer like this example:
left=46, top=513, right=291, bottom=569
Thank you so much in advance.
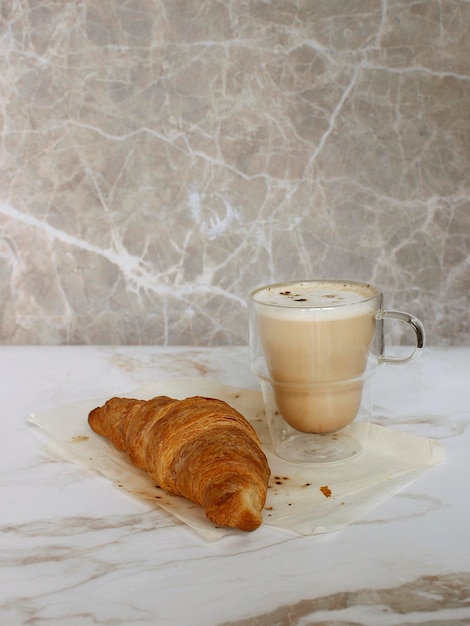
left=250, top=279, right=425, bottom=464
left=251, top=281, right=379, bottom=433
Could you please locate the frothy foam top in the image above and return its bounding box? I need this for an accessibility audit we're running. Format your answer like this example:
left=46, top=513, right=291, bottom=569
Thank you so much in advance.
left=252, top=281, right=379, bottom=319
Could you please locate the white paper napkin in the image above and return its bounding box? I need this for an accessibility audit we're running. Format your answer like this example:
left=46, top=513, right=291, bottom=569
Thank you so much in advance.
left=28, top=377, right=445, bottom=541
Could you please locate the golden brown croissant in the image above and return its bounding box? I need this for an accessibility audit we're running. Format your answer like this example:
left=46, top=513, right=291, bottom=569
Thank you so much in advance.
left=88, top=395, right=271, bottom=532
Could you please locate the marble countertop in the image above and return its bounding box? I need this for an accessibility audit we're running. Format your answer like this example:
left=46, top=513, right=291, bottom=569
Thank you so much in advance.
left=2, top=345, right=469, bottom=625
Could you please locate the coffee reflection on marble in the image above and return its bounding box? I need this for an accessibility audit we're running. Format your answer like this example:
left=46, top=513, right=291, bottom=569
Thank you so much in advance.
left=1, top=1, right=469, bottom=346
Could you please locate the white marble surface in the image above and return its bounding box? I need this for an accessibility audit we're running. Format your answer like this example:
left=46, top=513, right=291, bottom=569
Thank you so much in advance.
left=1, top=345, right=470, bottom=625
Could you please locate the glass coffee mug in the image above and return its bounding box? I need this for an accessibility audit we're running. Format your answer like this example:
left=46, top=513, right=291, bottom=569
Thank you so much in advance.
left=249, top=280, right=425, bottom=465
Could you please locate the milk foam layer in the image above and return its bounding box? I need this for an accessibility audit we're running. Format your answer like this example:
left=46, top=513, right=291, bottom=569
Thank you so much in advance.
left=253, top=281, right=379, bottom=320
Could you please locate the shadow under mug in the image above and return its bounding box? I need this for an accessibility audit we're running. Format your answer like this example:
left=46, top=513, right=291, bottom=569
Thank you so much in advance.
left=249, top=280, right=425, bottom=465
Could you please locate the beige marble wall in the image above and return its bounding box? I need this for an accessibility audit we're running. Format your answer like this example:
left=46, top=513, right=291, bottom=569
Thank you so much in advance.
left=1, top=0, right=469, bottom=346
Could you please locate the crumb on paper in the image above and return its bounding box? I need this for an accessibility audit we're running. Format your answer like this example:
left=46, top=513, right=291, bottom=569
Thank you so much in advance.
left=72, top=435, right=89, bottom=443
left=320, top=485, right=332, bottom=498
left=272, top=475, right=290, bottom=486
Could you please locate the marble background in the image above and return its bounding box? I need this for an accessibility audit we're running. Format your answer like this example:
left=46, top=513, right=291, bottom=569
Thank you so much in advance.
left=1, top=0, right=469, bottom=346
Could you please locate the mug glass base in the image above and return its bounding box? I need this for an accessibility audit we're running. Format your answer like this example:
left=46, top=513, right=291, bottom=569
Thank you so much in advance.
left=272, top=424, right=365, bottom=465
left=258, top=377, right=373, bottom=466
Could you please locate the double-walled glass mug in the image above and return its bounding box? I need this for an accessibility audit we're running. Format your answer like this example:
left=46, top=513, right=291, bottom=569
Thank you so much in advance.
left=249, top=280, right=425, bottom=465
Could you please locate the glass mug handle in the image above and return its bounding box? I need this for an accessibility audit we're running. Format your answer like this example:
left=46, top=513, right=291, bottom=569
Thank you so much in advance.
left=377, top=310, right=425, bottom=365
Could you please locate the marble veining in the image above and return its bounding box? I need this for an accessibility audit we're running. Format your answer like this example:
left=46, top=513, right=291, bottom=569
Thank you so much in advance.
left=219, top=573, right=470, bottom=626
left=1, top=1, right=469, bottom=346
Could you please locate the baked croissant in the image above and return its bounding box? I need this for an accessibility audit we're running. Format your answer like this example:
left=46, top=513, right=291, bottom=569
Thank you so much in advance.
left=88, top=395, right=271, bottom=532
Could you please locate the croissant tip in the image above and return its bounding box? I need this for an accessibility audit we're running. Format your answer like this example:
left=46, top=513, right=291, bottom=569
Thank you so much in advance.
left=205, top=485, right=265, bottom=532
left=207, top=510, right=263, bottom=532
left=237, top=515, right=263, bottom=532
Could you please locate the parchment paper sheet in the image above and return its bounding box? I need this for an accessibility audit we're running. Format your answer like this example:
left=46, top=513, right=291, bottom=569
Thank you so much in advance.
left=28, top=377, right=445, bottom=541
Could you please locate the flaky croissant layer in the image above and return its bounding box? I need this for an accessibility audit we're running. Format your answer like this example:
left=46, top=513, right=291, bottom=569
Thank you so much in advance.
left=88, top=395, right=271, bottom=531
